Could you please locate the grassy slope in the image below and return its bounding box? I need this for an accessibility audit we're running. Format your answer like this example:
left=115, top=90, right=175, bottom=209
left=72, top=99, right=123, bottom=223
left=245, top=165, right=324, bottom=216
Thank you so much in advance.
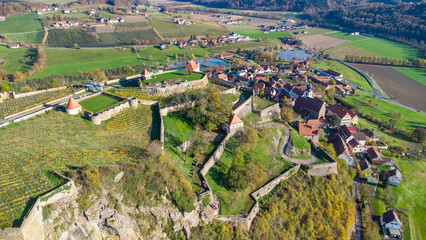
left=392, top=67, right=426, bottom=86
left=311, top=60, right=373, bottom=92
left=0, top=46, right=36, bottom=73
left=4, top=31, right=44, bottom=44
left=31, top=48, right=140, bottom=78
left=347, top=38, right=423, bottom=61
left=79, top=94, right=121, bottom=113
left=290, top=129, right=310, bottom=151
left=299, top=27, right=333, bottom=36
left=325, top=32, right=367, bottom=41
left=0, top=13, right=42, bottom=33
left=324, top=44, right=377, bottom=60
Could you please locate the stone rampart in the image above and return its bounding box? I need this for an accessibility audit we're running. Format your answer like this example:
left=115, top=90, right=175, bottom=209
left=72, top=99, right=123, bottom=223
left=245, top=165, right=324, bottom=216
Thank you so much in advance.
left=90, top=97, right=138, bottom=125
left=159, top=101, right=196, bottom=117
left=252, top=103, right=281, bottom=123
left=13, top=86, right=67, bottom=99
left=251, top=164, right=300, bottom=200
left=142, top=75, right=208, bottom=97
left=139, top=99, right=158, bottom=106
left=307, top=162, right=338, bottom=176
left=200, top=133, right=233, bottom=177
left=220, top=87, right=237, bottom=95
left=232, top=96, right=252, bottom=118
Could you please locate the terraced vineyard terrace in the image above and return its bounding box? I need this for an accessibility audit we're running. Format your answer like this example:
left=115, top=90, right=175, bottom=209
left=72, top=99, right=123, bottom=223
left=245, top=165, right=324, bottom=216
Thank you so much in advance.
left=4, top=31, right=44, bottom=44
left=47, top=29, right=98, bottom=45
left=0, top=87, right=82, bottom=118
left=0, top=105, right=154, bottom=227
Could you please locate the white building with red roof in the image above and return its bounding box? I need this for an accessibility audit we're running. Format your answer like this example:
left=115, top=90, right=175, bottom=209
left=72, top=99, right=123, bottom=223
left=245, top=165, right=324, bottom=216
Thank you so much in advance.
left=185, top=60, right=200, bottom=72
left=66, top=97, right=82, bottom=115
left=223, top=114, right=244, bottom=134
left=142, top=69, right=152, bottom=79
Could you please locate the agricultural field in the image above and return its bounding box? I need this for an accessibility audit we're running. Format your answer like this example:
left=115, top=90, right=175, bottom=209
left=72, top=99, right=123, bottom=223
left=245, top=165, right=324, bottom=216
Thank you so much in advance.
left=208, top=41, right=273, bottom=53
left=4, top=31, right=44, bottom=44
left=300, top=34, right=347, bottom=49
left=350, top=63, right=426, bottom=112
left=206, top=127, right=293, bottom=215
left=79, top=94, right=122, bottom=113
left=0, top=46, right=36, bottom=74
left=324, top=44, right=377, bottom=60
left=114, top=22, right=151, bottom=31
left=149, top=19, right=229, bottom=39
left=0, top=87, right=81, bottom=118
left=0, top=105, right=154, bottom=227
left=227, top=26, right=292, bottom=39
left=47, top=29, right=99, bottom=46
left=392, top=67, right=426, bottom=86
left=311, top=60, right=373, bottom=92
left=138, top=45, right=211, bottom=64
left=347, top=38, right=423, bottom=61
left=31, top=48, right=140, bottom=79
left=298, top=27, right=333, bottom=36
left=98, top=29, right=161, bottom=45
left=0, top=13, right=42, bottom=34
left=324, top=32, right=367, bottom=41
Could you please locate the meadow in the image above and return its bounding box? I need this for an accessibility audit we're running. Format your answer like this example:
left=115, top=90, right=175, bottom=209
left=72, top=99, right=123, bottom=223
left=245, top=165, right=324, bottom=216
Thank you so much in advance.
left=392, top=67, right=426, bottom=86
left=311, top=60, right=373, bottom=92
left=347, top=38, right=423, bottom=61
left=298, top=27, right=333, bottom=36
left=0, top=105, right=154, bottom=227
left=324, top=44, right=376, bottom=60
left=325, top=32, right=367, bottom=41
left=289, top=129, right=310, bottom=152
left=208, top=41, right=274, bottom=53
left=4, top=31, right=44, bottom=44
left=149, top=19, right=229, bottom=39
left=207, top=127, right=293, bottom=215
left=138, top=45, right=211, bottom=64
left=0, top=13, right=42, bottom=34
left=31, top=48, right=140, bottom=79
left=0, top=46, right=36, bottom=74
left=79, top=94, right=122, bottom=113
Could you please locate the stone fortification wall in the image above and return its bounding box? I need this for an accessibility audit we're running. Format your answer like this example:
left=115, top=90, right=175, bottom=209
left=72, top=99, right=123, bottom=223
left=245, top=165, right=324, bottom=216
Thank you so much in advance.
left=90, top=97, right=138, bottom=125
left=13, top=86, right=68, bottom=99
left=159, top=101, right=196, bottom=117
left=200, top=133, right=233, bottom=177
left=252, top=103, right=281, bottom=123
left=232, top=96, right=253, bottom=118
left=251, top=164, right=300, bottom=200
left=142, top=75, right=208, bottom=97
left=0, top=172, right=76, bottom=240
left=139, top=99, right=158, bottom=105
left=105, top=74, right=141, bottom=85
left=220, top=87, right=237, bottom=95
left=307, top=162, right=338, bottom=176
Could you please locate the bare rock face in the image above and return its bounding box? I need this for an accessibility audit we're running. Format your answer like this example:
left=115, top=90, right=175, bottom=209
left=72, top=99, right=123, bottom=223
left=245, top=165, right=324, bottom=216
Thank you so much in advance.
left=113, top=172, right=124, bottom=183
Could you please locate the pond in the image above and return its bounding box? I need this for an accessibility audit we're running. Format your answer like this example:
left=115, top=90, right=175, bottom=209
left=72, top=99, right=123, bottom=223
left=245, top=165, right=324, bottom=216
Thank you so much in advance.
left=277, top=50, right=314, bottom=61
left=172, top=58, right=230, bottom=69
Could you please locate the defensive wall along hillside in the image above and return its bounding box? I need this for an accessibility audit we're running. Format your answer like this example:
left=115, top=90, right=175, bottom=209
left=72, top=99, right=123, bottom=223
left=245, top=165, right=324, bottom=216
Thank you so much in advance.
left=141, top=75, right=209, bottom=97
left=0, top=172, right=77, bottom=240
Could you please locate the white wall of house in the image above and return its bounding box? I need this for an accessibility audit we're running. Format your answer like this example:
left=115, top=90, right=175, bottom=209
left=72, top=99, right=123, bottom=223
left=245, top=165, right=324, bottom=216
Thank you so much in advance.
left=389, top=176, right=401, bottom=187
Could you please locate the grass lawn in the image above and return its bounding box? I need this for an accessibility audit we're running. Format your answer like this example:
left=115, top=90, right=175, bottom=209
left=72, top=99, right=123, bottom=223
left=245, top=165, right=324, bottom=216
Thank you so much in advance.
left=207, top=127, right=293, bottom=215
left=221, top=93, right=239, bottom=103
left=254, top=96, right=274, bottom=110
left=289, top=129, right=310, bottom=151
left=325, top=32, right=367, bottom=41
left=4, top=31, right=44, bottom=44
left=146, top=71, right=204, bottom=84
left=138, top=45, right=211, bottom=65
left=0, top=13, right=42, bottom=34
left=324, top=44, right=377, bottom=60
left=311, top=60, right=373, bottom=92
left=79, top=94, right=122, bottom=113
left=392, top=67, right=426, bottom=86
left=299, top=27, right=333, bottom=36
left=31, top=48, right=140, bottom=79
left=348, top=92, right=426, bottom=127
left=0, top=46, right=36, bottom=73
left=0, top=106, right=153, bottom=227
left=229, top=26, right=292, bottom=39
left=347, top=38, right=423, bottom=61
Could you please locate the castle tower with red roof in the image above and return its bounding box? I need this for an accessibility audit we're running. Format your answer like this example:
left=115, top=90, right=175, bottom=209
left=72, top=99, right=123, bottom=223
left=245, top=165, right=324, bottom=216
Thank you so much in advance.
left=66, top=97, right=81, bottom=115
left=223, top=114, right=244, bottom=133
left=185, top=60, right=200, bottom=72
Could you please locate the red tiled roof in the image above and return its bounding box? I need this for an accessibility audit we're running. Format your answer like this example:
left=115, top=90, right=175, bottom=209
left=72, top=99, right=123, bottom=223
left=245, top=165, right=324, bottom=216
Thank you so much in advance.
left=367, top=147, right=380, bottom=160
left=142, top=69, right=150, bottom=75
left=228, top=114, right=243, bottom=126
left=307, top=118, right=328, bottom=125
left=299, top=122, right=318, bottom=136
left=217, top=73, right=228, bottom=80
left=329, top=104, right=351, bottom=119
left=66, top=97, right=81, bottom=110
left=185, top=60, right=199, bottom=71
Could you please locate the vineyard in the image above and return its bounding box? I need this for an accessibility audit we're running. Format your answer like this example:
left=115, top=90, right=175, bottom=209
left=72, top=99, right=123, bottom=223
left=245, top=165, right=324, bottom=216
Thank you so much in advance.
left=4, top=31, right=44, bottom=44
left=0, top=87, right=82, bottom=118
left=0, top=105, right=154, bottom=227
left=114, top=22, right=150, bottom=31
left=47, top=29, right=98, bottom=45
left=98, top=29, right=161, bottom=45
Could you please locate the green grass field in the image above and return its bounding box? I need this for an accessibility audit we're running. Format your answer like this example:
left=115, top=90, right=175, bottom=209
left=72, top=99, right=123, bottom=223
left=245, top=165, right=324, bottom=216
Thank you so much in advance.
left=31, top=48, right=140, bottom=79
left=324, top=44, right=377, bottom=60
left=138, top=45, right=210, bottom=64
left=0, top=105, right=153, bottom=227
left=392, top=67, right=426, bottom=86
left=347, top=38, right=423, bottom=61
left=311, top=60, right=373, bottom=92
left=150, top=19, right=229, bottom=39
left=4, top=31, right=44, bottom=44
left=325, top=32, right=367, bottom=41
left=299, top=27, right=333, bottom=36
left=0, top=13, right=42, bottom=34
left=146, top=71, right=204, bottom=84
left=0, top=46, right=36, bottom=73
left=207, top=127, right=293, bottom=215
left=79, top=94, right=122, bottom=113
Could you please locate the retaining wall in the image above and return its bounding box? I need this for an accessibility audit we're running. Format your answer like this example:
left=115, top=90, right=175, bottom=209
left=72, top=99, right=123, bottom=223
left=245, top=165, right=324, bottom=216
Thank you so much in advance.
left=13, top=86, right=68, bottom=99
left=252, top=103, right=281, bottom=123
left=200, top=133, right=233, bottom=177
left=159, top=101, right=196, bottom=117
left=307, top=162, right=338, bottom=176
left=90, top=97, right=138, bottom=125
left=233, top=96, right=253, bottom=118
left=142, top=75, right=209, bottom=97
left=219, top=87, right=237, bottom=95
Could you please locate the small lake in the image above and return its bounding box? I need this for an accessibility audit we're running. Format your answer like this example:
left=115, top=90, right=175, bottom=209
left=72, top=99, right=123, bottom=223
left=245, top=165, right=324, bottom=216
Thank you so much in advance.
left=277, top=50, right=313, bottom=61
left=172, top=58, right=230, bottom=69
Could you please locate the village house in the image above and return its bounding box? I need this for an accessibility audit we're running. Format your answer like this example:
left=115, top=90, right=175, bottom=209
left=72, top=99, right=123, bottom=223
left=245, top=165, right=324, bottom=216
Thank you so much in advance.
left=299, top=121, right=319, bottom=144
left=347, top=138, right=365, bottom=153
left=367, top=147, right=393, bottom=165
left=223, top=114, right=244, bottom=134
left=328, top=133, right=353, bottom=166
left=293, top=85, right=326, bottom=119
left=384, top=169, right=403, bottom=187
left=309, top=75, right=332, bottom=86
left=217, top=73, right=228, bottom=81
left=315, top=68, right=343, bottom=80
left=282, top=83, right=307, bottom=99
left=338, top=125, right=367, bottom=146
left=357, top=159, right=379, bottom=184
left=361, top=128, right=380, bottom=142
left=185, top=60, right=200, bottom=72
left=380, top=210, right=403, bottom=239
left=142, top=69, right=152, bottom=80
left=328, top=104, right=358, bottom=126
left=64, top=9, right=71, bottom=14
left=219, top=53, right=233, bottom=59
left=66, top=97, right=82, bottom=115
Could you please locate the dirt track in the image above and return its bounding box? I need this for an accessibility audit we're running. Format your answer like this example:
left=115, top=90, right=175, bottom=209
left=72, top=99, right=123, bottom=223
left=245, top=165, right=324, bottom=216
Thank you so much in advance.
left=351, top=63, right=426, bottom=112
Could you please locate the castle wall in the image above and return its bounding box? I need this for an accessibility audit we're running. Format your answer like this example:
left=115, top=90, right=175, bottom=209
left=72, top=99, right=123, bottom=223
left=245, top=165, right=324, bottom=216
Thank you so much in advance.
left=232, top=96, right=252, bottom=118
left=141, top=75, right=208, bottom=97
left=252, top=103, right=281, bottom=123
left=90, top=97, right=138, bottom=125
left=307, top=162, right=338, bottom=176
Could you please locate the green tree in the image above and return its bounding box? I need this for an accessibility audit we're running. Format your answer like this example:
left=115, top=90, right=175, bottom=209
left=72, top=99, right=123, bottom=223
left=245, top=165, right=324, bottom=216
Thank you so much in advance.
left=329, top=113, right=342, bottom=127
left=224, top=161, right=248, bottom=191
left=280, top=106, right=294, bottom=123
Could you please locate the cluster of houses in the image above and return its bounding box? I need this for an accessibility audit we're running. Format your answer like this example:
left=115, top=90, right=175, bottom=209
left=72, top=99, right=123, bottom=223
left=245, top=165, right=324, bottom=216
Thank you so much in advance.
left=36, top=7, right=59, bottom=15
left=259, top=21, right=307, bottom=33
left=50, top=21, right=79, bottom=28
left=160, top=33, right=250, bottom=50
left=99, top=17, right=125, bottom=24
left=63, top=9, right=79, bottom=14
left=172, top=17, right=191, bottom=26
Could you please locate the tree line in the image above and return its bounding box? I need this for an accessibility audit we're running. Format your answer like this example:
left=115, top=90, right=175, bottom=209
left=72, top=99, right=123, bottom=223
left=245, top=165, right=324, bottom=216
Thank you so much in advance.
left=344, top=55, right=426, bottom=68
